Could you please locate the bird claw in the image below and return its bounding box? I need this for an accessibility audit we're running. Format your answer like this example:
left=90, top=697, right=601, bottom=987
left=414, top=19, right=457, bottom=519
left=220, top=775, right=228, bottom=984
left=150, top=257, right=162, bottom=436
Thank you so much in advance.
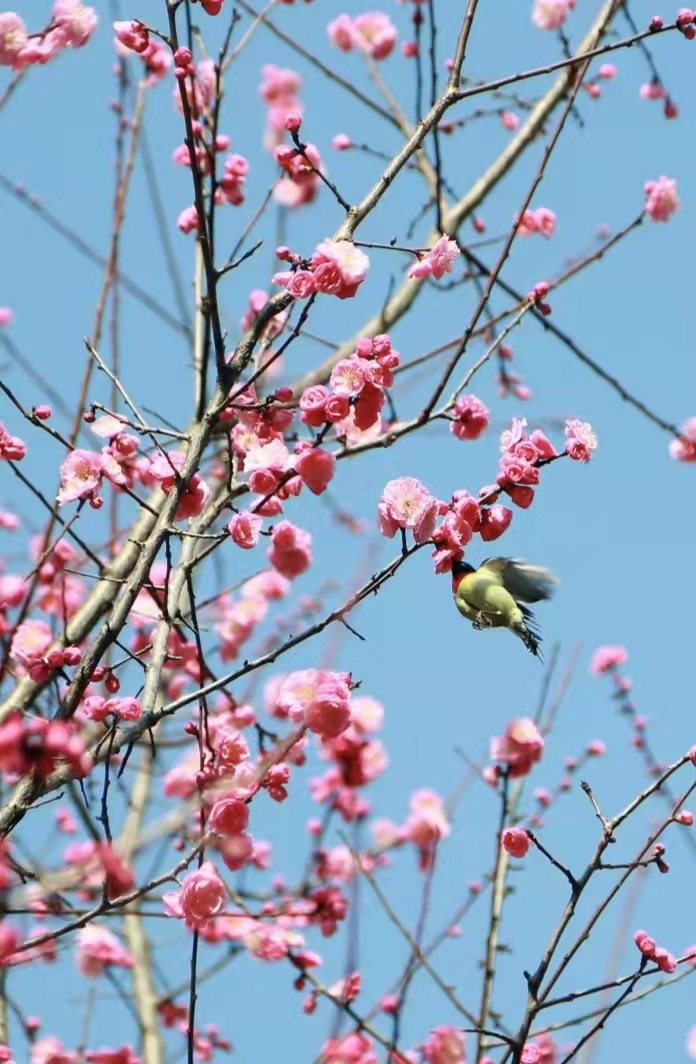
left=473, top=612, right=492, bottom=631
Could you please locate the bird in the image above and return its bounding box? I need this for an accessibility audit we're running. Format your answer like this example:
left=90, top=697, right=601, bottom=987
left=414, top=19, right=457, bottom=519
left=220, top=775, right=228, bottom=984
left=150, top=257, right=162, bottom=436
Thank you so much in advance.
left=451, top=557, right=559, bottom=657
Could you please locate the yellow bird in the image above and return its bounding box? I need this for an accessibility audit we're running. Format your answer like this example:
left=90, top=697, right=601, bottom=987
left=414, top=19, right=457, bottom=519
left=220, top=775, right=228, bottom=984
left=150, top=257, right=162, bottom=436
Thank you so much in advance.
left=451, top=557, right=559, bottom=657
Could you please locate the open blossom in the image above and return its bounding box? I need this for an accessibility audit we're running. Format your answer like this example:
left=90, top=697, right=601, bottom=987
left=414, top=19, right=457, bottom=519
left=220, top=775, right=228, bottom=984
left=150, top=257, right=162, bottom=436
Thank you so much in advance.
left=644, top=176, right=679, bottom=222
left=76, top=925, right=133, bottom=977
left=670, top=418, right=696, bottom=462
left=163, top=861, right=227, bottom=929
left=590, top=645, right=628, bottom=674
left=0, top=13, right=27, bottom=66
left=353, top=12, right=397, bottom=58
left=10, top=619, right=53, bottom=670
left=310, top=239, right=369, bottom=299
left=378, top=477, right=439, bottom=543
left=408, top=235, right=460, bottom=280
left=327, top=14, right=357, bottom=51
left=491, top=718, right=545, bottom=778
left=502, top=827, right=531, bottom=857
left=114, top=19, right=149, bottom=53
left=57, top=449, right=104, bottom=504
left=534, top=207, right=557, bottom=238
left=564, top=418, right=597, bottom=462
left=0, top=422, right=27, bottom=461
left=321, top=1033, right=376, bottom=1064
left=451, top=394, right=489, bottom=441
left=423, top=1026, right=465, bottom=1064
left=228, top=511, right=262, bottom=549
left=275, top=669, right=353, bottom=738
left=328, top=13, right=397, bottom=59
left=53, top=0, right=98, bottom=48
left=532, top=0, right=573, bottom=31
left=517, top=207, right=556, bottom=237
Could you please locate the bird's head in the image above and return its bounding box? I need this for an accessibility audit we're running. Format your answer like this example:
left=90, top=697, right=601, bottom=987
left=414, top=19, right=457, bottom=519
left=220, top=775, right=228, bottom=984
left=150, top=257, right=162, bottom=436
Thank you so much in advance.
left=451, top=558, right=475, bottom=592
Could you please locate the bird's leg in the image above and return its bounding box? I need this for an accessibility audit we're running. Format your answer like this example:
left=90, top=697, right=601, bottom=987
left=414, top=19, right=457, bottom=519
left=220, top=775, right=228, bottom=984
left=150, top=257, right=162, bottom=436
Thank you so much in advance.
left=473, top=612, right=493, bottom=631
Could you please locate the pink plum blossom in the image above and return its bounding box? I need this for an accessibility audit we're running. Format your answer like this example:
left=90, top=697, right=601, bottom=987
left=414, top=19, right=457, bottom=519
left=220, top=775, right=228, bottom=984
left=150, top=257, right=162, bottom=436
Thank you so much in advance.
left=532, top=0, right=573, bottom=31
left=310, top=239, right=370, bottom=299
left=228, top=511, right=262, bottom=549
left=670, top=418, right=696, bottom=462
left=644, top=176, right=679, bottom=222
left=353, top=13, right=398, bottom=59
left=451, top=394, right=490, bottom=441
left=590, top=646, right=628, bottom=674
left=294, top=444, right=336, bottom=495
left=56, top=450, right=103, bottom=505
left=423, top=1026, right=466, bottom=1064
left=502, top=827, right=531, bottom=857
left=491, top=718, right=545, bottom=778
left=209, top=795, right=250, bottom=837
left=564, top=418, right=597, bottom=462
left=408, top=236, right=460, bottom=280
left=10, top=620, right=52, bottom=671
left=0, top=13, right=27, bottom=66
left=163, top=861, right=227, bottom=929
left=378, top=477, right=439, bottom=543
left=76, top=925, right=133, bottom=977
left=53, top=0, right=97, bottom=47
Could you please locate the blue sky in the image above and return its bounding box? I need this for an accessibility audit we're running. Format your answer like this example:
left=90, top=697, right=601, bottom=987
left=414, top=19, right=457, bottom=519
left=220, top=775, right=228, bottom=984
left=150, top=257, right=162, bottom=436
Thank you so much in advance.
left=1, top=0, right=696, bottom=1061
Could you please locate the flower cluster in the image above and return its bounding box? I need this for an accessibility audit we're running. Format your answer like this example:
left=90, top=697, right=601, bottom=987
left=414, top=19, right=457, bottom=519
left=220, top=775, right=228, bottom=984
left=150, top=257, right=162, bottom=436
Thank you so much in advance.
left=113, top=20, right=171, bottom=83
left=0, top=3, right=96, bottom=70
left=590, top=645, right=629, bottom=674
left=10, top=618, right=81, bottom=682
left=370, top=789, right=451, bottom=872
left=273, top=238, right=370, bottom=301
left=148, top=450, right=210, bottom=520
left=634, top=929, right=678, bottom=972
left=56, top=418, right=143, bottom=508
left=407, top=236, right=460, bottom=280
left=270, top=669, right=354, bottom=739
left=76, top=925, right=134, bottom=977
left=260, top=64, right=304, bottom=152
left=306, top=694, right=387, bottom=821
left=273, top=140, right=324, bottom=209
left=327, top=12, right=398, bottom=59
left=0, top=421, right=26, bottom=462
left=0, top=714, right=90, bottom=779
left=299, top=333, right=399, bottom=442
left=496, top=417, right=555, bottom=507
left=517, top=207, right=557, bottom=238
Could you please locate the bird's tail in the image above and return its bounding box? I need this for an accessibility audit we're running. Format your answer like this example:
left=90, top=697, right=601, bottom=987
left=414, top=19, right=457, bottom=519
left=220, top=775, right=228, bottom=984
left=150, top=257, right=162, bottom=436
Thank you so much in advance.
left=513, top=605, right=543, bottom=658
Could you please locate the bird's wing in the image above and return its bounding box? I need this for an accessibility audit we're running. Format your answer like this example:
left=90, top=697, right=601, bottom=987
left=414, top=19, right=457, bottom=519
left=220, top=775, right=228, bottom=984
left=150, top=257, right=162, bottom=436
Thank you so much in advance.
left=480, top=558, right=559, bottom=603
